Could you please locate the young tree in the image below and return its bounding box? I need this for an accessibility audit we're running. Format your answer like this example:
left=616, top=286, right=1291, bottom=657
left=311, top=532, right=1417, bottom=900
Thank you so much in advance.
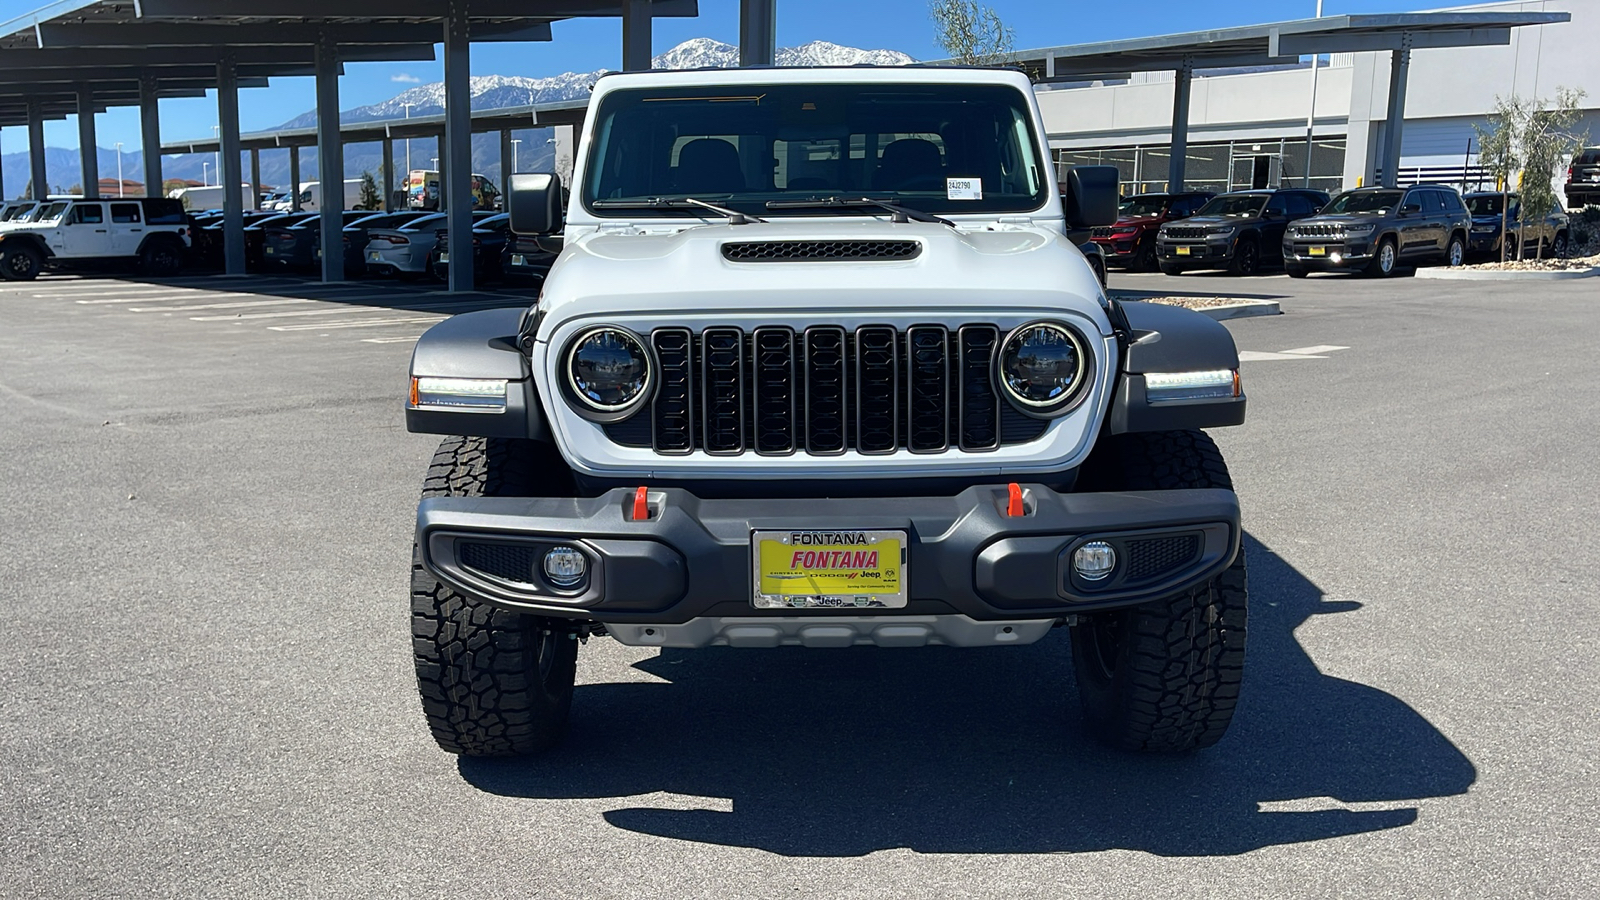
left=929, top=0, right=1015, bottom=67
left=1472, top=95, right=1524, bottom=262
left=356, top=171, right=382, bottom=211
left=1517, top=87, right=1587, bottom=259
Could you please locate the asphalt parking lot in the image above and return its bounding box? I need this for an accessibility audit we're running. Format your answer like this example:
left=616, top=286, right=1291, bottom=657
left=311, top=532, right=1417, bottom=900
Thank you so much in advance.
left=2, top=267, right=1597, bottom=898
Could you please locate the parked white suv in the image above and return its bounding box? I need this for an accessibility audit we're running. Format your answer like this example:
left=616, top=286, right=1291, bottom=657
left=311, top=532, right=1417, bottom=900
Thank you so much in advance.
left=402, top=67, right=1251, bottom=758
left=0, top=197, right=191, bottom=280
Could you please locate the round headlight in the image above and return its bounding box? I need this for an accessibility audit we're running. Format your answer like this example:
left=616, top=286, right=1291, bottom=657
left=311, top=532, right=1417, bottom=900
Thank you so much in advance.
left=564, top=326, right=653, bottom=420
left=997, top=322, right=1089, bottom=416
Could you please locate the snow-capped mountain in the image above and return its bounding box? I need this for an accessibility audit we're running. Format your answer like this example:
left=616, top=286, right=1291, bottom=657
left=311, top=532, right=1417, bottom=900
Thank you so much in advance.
left=275, top=38, right=914, bottom=129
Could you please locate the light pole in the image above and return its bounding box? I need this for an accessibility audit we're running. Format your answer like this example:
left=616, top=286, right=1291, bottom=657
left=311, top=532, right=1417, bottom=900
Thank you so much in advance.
left=510, top=138, right=521, bottom=175
left=211, top=125, right=219, bottom=187
left=202, top=160, right=210, bottom=186
left=115, top=142, right=124, bottom=196
left=1302, top=0, right=1324, bottom=187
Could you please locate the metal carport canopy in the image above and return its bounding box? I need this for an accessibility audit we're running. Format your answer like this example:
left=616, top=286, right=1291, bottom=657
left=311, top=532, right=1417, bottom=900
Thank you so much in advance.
left=989, top=11, right=1569, bottom=191
left=0, top=0, right=698, bottom=287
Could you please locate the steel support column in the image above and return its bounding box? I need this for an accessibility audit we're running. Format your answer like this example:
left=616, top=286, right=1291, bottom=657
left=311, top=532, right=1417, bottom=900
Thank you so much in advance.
left=443, top=2, right=474, bottom=292
left=739, top=0, right=776, bottom=67
left=622, top=0, right=653, bottom=71
left=314, top=33, right=345, bottom=281
left=500, top=128, right=513, bottom=183
left=1380, top=35, right=1413, bottom=188
left=77, top=87, right=99, bottom=198
left=289, top=146, right=301, bottom=210
left=217, top=55, right=246, bottom=275
left=26, top=99, right=46, bottom=199
left=250, top=148, right=261, bottom=209
left=140, top=77, right=162, bottom=199
left=381, top=138, right=395, bottom=211
left=1167, top=59, right=1193, bottom=193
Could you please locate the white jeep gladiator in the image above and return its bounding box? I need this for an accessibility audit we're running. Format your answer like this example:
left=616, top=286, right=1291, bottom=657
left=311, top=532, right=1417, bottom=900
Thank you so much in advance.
left=0, top=197, right=190, bottom=280
left=405, top=66, right=1249, bottom=756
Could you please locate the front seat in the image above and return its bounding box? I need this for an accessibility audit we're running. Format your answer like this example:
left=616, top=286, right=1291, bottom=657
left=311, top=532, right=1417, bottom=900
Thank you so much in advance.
left=673, top=139, right=745, bottom=194
left=875, top=138, right=945, bottom=192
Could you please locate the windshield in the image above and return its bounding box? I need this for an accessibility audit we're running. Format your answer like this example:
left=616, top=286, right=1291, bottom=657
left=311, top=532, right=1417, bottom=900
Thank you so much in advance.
left=403, top=215, right=446, bottom=231
left=1195, top=194, right=1266, bottom=218
left=583, top=82, right=1049, bottom=218
left=35, top=202, right=70, bottom=223
left=1466, top=194, right=1516, bottom=217
left=1320, top=190, right=1403, bottom=215
left=1119, top=196, right=1168, bottom=217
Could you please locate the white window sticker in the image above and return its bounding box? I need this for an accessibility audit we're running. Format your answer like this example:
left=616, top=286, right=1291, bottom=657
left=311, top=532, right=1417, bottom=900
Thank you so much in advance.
left=946, top=177, right=983, bottom=200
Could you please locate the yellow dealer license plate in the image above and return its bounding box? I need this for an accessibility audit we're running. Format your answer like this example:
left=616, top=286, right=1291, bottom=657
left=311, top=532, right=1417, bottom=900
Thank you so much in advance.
left=1175, top=245, right=1191, bottom=256
left=752, top=529, right=906, bottom=609
left=1309, top=245, right=1327, bottom=256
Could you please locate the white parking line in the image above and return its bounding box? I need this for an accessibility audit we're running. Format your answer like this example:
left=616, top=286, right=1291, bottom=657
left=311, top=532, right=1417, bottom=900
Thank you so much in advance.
left=1239, top=345, right=1351, bottom=361
left=1280, top=345, right=1350, bottom=356
left=72, top=293, right=209, bottom=304
left=189, top=306, right=404, bottom=321
left=361, top=335, right=424, bottom=344
left=127, top=298, right=307, bottom=312
left=269, top=315, right=445, bottom=331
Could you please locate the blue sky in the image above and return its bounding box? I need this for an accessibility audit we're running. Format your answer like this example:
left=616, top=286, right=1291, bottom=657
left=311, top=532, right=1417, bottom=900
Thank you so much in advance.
left=0, top=0, right=1445, bottom=156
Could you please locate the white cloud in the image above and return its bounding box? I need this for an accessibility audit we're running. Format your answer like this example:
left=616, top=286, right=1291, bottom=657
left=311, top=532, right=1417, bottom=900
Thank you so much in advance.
left=391, top=73, right=421, bottom=83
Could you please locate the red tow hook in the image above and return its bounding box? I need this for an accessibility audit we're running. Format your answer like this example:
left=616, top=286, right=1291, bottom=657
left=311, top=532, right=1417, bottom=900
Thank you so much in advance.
left=1006, top=482, right=1025, bottom=517
left=632, top=486, right=650, bottom=521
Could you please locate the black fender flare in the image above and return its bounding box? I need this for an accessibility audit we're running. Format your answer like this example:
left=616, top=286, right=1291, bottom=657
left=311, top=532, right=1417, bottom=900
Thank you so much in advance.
left=134, top=232, right=185, bottom=257
left=1107, top=300, right=1246, bottom=434
left=405, top=307, right=549, bottom=441
left=0, top=232, right=53, bottom=259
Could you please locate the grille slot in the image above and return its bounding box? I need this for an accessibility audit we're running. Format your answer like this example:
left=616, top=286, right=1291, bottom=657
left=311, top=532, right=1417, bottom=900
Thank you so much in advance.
left=722, top=240, right=921, bottom=262
left=1090, top=226, right=1114, bottom=238
left=459, top=542, right=536, bottom=584
left=1124, top=534, right=1201, bottom=583
left=609, top=324, right=1062, bottom=457
left=1164, top=226, right=1204, bottom=239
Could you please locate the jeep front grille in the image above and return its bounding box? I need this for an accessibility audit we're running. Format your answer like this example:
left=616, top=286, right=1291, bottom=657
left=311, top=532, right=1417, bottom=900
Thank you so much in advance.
left=1090, top=226, right=1115, bottom=238
left=1163, top=226, right=1205, bottom=240
left=606, top=325, right=1049, bottom=456
left=1292, top=223, right=1344, bottom=238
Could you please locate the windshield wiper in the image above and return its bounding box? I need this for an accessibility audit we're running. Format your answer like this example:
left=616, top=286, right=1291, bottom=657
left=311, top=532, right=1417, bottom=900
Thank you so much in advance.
left=765, top=196, right=955, bottom=227
left=591, top=197, right=764, bottom=224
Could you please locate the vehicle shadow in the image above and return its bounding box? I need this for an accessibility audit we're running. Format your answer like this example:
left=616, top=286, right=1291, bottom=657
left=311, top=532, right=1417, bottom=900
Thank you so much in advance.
left=1109, top=285, right=1290, bottom=302
left=104, top=273, right=536, bottom=312
left=458, top=534, right=1476, bottom=857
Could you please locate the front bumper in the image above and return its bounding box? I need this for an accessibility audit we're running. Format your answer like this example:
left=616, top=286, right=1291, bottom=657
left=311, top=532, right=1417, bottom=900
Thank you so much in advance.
left=1282, top=240, right=1372, bottom=268
left=1157, top=238, right=1233, bottom=266
left=415, top=484, right=1241, bottom=625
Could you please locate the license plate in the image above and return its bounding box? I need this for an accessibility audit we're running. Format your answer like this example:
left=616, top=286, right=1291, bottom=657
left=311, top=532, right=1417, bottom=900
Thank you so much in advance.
left=367, top=250, right=381, bottom=261
left=1175, top=246, right=1191, bottom=256
left=511, top=254, right=526, bottom=266
left=1308, top=246, right=1326, bottom=256
left=264, top=247, right=274, bottom=255
left=752, top=529, right=906, bottom=609
left=438, top=253, right=449, bottom=264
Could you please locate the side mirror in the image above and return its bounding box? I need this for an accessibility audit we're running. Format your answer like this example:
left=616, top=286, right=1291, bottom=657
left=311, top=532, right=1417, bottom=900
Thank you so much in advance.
left=507, top=172, right=564, bottom=236
left=1400, top=203, right=1421, bottom=216
left=1062, top=165, right=1120, bottom=228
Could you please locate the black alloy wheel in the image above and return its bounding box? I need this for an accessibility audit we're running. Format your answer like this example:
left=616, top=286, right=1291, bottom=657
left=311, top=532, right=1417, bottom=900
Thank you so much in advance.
left=1228, top=238, right=1260, bottom=276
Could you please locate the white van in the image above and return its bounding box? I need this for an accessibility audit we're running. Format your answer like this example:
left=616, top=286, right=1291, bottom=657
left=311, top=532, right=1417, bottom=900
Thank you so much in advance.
left=169, top=184, right=256, bottom=211
left=298, top=179, right=366, bottom=211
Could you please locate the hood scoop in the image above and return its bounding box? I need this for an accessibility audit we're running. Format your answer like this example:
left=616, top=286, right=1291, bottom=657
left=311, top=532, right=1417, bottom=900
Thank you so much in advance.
left=722, top=239, right=921, bottom=262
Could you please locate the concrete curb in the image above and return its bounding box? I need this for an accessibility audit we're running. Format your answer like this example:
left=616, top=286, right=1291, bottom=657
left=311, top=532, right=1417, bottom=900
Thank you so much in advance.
left=1188, top=300, right=1282, bottom=320
left=1415, top=265, right=1600, bottom=281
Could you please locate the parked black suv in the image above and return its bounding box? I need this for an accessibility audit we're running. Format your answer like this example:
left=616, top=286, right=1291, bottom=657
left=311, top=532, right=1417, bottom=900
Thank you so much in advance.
left=1156, top=188, right=1328, bottom=276
left=1463, top=192, right=1570, bottom=260
left=1283, top=185, right=1470, bottom=277
left=1564, top=147, right=1600, bottom=210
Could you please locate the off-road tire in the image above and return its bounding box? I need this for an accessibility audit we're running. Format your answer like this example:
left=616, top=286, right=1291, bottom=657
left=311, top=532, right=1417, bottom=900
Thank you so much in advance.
left=411, top=435, right=579, bottom=757
left=138, top=239, right=184, bottom=277
left=2, top=242, right=42, bottom=281
left=1070, top=430, right=1248, bottom=752
left=1226, top=237, right=1260, bottom=276
left=1285, top=262, right=1308, bottom=278
left=1365, top=236, right=1398, bottom=277
left=1133, top=239, right=1158, bottom=272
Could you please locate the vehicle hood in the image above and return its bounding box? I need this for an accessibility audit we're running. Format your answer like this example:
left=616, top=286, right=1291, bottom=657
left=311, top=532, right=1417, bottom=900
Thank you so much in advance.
left=1170, top=214, right=1258, bottom=228
left=1297, top=213, right=1384, bottom=226
left=1114, top=214, right=1162, bottom=226
left=536, top=219, right=1108, bottom=334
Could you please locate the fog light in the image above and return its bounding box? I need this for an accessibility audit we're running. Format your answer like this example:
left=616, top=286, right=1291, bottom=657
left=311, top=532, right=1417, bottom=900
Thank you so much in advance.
left=1330, top=252, right=1343, bottom=264
left=1073, top=541, right=1117, bottom=581
left=542, top=546, right=588, bottom=588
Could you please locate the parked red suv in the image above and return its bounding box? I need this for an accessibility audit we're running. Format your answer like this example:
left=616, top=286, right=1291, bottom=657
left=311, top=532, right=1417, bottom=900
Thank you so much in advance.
left=1089, top=191, right=1213, bottom=271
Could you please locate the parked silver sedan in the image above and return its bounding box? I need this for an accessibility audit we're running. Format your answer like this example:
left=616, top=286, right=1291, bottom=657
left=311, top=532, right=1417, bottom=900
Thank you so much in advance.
left=364, top=210, right=495, bottom=277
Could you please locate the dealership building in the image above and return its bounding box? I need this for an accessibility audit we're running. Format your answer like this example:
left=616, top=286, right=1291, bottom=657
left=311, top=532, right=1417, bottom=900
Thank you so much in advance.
left=1028, top=0, right=1597, bottom=199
